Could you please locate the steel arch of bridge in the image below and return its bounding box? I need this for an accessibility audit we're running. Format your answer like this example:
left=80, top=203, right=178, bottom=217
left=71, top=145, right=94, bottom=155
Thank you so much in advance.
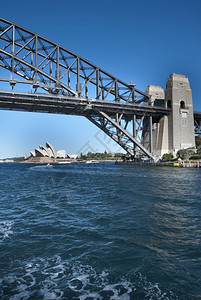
left=0, top=17, right=169, bottom=160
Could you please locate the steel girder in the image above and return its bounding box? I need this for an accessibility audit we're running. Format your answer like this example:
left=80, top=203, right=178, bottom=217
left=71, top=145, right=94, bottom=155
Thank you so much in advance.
left=87, top=112, right=154, bottom=159
left=0, top=18, right=168, bottom=160
left=194, top=111, right=201, bottom=135
left=0, top=91, right=169, bottom=117
left=194, top=121, right=201, bottom=135
left=0, top=17, right=149, bottom=103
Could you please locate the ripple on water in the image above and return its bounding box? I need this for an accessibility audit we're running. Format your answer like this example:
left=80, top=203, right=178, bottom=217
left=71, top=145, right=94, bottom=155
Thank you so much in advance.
left=0, top=255, right=179, bottom=300
left=0, top=221, right=14, bottom=242
left=0, top=163, right=200, bottom=299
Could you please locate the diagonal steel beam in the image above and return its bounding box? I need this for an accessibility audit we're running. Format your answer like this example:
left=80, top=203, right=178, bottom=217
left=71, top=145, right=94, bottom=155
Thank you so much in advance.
left=86, top=115, right=133, bottom=156
left=0, top=48, right=78, bottom=96
left=0, top=24, right=12, bottom=38
left=99, top=111, right=155, bottom=160
left=0, top=17, right=150, bottom=102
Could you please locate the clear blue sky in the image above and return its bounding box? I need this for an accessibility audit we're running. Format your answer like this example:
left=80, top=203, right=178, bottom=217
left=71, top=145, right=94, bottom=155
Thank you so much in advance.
left=0, top=0, right=201, bottom=158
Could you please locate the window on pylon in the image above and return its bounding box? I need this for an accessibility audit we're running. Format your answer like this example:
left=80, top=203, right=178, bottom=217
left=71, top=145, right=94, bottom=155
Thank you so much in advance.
left=180, top=101, right=185, bottom=109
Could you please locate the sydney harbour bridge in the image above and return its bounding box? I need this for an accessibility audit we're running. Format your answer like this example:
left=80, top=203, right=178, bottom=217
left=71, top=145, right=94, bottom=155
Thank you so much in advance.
left=0, top=17, right=200, bottom=161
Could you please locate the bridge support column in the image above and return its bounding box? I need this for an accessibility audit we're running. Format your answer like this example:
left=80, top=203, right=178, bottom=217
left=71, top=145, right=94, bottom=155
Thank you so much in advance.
left=149, top=116, right=152, bottom=153
left=145, top=74, right=196, bottom=159
left=133, top=114, right=136, bottom=157
left=165, top=74, right=195, bottom=156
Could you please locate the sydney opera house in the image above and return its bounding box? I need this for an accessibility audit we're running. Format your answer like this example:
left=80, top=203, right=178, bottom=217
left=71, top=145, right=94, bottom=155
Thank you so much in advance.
left=29, top=142, right=78, bottom=162
left=30, top=142, right=66, bottom=159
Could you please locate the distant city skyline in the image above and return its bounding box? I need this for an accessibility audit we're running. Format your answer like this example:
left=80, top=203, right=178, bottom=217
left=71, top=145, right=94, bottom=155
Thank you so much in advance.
left=0, top=0, right=201, bottom=158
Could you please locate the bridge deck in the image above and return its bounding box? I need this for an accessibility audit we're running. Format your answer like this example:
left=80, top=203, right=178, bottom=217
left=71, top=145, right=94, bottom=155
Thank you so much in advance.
left=0, top=91, right=170, bottom=120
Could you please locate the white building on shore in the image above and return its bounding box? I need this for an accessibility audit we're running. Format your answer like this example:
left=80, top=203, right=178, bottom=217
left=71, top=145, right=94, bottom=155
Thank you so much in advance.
left=30, top=142, right=66, bottom=159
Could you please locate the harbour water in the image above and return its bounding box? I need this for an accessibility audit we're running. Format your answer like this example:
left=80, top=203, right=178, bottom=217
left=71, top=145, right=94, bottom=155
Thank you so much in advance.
left=0, top=162, right=201, bottom=299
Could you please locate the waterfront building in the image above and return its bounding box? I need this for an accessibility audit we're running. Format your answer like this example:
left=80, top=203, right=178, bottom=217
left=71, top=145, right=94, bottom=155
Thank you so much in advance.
left=30, top=142, right=66, bottom=159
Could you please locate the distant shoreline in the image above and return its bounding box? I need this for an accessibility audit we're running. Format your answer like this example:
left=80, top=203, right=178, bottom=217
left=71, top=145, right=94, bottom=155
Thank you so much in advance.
left=0, top=159, right=115, bottom=164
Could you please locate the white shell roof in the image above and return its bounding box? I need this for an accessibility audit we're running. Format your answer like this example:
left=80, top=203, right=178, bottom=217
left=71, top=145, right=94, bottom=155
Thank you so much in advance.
left=56, top=150, right=66, bottom=158
left=30, top=151, right=35, bottom=157
left=31, top=142, right=66, bottom=158
left=35, top=148, right=49, bottom=157
left=46, top=142, right=56, bottom=158
left=39, top=145, right=54, bottom=158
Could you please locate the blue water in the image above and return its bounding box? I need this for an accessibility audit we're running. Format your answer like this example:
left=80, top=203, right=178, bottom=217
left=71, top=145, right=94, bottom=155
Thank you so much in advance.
left=0, top=162, right=201, bottom=299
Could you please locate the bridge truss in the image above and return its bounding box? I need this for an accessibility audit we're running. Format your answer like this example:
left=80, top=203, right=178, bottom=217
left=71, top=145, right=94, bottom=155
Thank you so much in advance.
left=0, top=17, right=169, bottom=160
left=194, top=112, right=201, bottom=135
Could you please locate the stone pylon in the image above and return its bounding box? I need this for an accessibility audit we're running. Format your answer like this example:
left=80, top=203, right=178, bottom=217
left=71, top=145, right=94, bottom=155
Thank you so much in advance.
left=165, top=74, right=195, bottom=156
left=144, top=74, right=195, bottom=158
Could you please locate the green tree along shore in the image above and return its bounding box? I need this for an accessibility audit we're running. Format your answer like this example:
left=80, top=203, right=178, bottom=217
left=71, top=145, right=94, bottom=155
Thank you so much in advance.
left=80, top=151, right=124, bottom=161
left=162, top=135, right=201, bottom=162
left=1, top=136, right=201, bottom=163
left=196, top=135, right=201, bottom=148
left=1, top=151, right=125, bottom=162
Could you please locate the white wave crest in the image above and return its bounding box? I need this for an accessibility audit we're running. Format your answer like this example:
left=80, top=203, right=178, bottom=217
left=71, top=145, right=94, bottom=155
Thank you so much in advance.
left=0, top=221, right=14, bottom=242
left=0, top=255, right=178, bottom=299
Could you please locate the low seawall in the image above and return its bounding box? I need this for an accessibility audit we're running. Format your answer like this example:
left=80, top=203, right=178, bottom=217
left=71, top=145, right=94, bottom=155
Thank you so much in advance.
left=116, top=161, right=201, bottom=168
